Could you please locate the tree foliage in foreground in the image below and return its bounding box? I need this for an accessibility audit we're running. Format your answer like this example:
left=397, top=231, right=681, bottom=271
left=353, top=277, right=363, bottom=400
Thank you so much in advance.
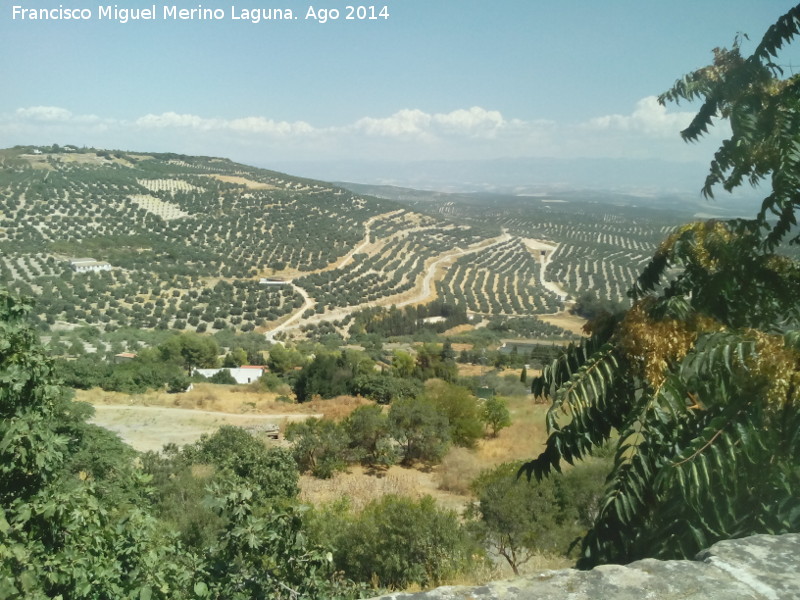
left=523, top=6, right=800, bottom=568
left=0, top=288, right=362, bottom=599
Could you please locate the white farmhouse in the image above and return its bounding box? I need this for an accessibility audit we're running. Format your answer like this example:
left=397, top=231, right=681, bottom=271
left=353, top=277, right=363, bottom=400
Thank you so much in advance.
left=69, top=258, right=112, bottom=273
left=259, top=278, right=291, bottom=286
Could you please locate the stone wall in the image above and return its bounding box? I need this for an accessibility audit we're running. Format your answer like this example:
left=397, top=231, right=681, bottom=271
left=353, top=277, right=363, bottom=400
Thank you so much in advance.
left=369, top=533, right=799, bottom=600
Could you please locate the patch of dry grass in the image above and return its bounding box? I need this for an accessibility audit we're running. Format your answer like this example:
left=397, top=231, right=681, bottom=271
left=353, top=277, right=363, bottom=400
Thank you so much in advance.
left=539, top=311, right=587, bottom=336
left=299, top=466, right=427, bottom=511
left=435, top=397, right=550, bottom=495
left=301, top=395, right=373, bottom=421
left=475, top=397, right=550, bottom=464
left=76, top=385, right=372, bottom=420
left=437, top=448, right=485, bottom=495
left=202, top=174, right=278, bottom=189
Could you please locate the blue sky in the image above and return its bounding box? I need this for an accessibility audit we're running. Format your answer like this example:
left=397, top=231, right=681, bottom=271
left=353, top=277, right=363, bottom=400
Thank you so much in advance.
left=2, top=1, right=798, bottom=184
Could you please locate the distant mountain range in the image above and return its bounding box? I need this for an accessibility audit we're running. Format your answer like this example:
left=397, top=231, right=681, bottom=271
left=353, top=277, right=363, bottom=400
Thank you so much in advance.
left=265, top=155, right=766, bottom=217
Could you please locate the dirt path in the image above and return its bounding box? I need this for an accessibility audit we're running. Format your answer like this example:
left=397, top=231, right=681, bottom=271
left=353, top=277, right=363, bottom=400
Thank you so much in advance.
left=266, top=228, right=576, bottom=340
left=395, top=231, right=512, bottom=308
left=284, top=231, right=513, bottom=333
left=522, top=239, right=569, bottom=301
left=331, top=210, right=404, bottom=270
left=265, top=211, right=404, bottom=341
left=265, top=284, right=313, bottom=342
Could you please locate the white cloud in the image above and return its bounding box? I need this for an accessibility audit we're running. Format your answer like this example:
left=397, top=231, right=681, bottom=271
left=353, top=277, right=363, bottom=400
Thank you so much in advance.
left=0, top=99, right=724, bottom=163
left=228, top=116, right=315, bottom=136
left=134, top=112, right=314, bottom=137
left=351, top=106, right=509, bottom=140
left=135, top=112, right=218, bottom=130
left=352, top=109, right=433, bottom=139
left=15, top=106, right=75, bottom=122
left=586, top=96, right=695, bottom=137
left=432, top=106, right=505, bottom=137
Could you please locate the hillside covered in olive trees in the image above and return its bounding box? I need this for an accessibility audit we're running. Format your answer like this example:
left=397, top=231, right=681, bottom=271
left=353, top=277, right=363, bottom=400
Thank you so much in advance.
left=0, top=144, right=693, bottom=355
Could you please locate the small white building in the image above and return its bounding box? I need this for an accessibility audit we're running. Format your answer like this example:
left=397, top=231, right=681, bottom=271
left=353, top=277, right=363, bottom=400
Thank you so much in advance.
left=69, top=258, right=112, bottom=273
left=193, top=365, right=266, bottom=384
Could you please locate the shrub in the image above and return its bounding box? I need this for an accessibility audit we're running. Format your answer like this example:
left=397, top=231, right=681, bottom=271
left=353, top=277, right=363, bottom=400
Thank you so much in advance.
left=208, top=369, right=237, bottom=385
left=343, top=404, right=398, bottom=468
left=388, top=396, right=450, bottom=465
left=423, top=379, right=484, bottom=448
left=317, top=495, right=483, bottom=589
left=285, top=418, right=349, bottom=478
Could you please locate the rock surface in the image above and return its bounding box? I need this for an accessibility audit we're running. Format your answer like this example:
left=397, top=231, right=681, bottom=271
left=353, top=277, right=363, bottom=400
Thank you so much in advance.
left=369, top=534, right=800, bottom=600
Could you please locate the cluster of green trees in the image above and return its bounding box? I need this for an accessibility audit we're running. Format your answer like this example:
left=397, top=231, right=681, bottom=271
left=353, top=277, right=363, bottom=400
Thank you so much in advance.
left=570, top=290, right=627, bottom=322
left=55, top=332, right=221, bottom=393
left=14, top=265, right=302, bottom=334
left=290, top=342, right=461, bottom=403
left=301, top=453, right=611, bottom=589
left=347, top=301, right=470, bottom=338
left=429, top=197, right=675, bottom=309
left=438, top=238, right=563, bottom=316
left=287, top=381, right=510, bottom=478
left=484, top=316, right=573, bottom=340
left=469, top=457, right=610, bottom=575
left=1, top=150, right=391, bottom=278
left=292, top=226, right=486, bottom=315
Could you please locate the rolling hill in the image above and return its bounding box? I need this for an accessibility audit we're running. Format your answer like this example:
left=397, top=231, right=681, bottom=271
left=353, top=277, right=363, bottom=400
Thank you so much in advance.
left=0, top=145, right=692, bottom=345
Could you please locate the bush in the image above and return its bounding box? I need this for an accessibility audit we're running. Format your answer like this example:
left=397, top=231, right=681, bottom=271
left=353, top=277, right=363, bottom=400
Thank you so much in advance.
left=343, top=404, right=398, bottom=468
left=423, top=379, right=484, bottom=448
left=469, top=459, right=610, bottom=574
left=482, top=396, right=511, bottom=437
left=208, top=369, right=237, bottom=385
left=183, top=425, right=299, bottom=501
left=350, top=373, right=422, bottom=404
left=285, top=418, right=350, bottom=478
left=315, top=495, right=483, bottom=589
left=388, top=396, right=450, bottom=465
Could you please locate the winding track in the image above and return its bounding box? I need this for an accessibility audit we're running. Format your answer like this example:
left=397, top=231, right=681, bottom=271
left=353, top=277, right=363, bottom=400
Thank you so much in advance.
left=264, top=216, right=580, bottom=341
left=267, top=229, right=513, bottom=339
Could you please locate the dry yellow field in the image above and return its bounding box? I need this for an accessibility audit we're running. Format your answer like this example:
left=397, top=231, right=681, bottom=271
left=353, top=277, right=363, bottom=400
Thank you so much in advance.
left=202, top=174, right=278, bottom=189
left=79, top=384, right=374, bottom=452
left=539, top=311, right=587, bottom=335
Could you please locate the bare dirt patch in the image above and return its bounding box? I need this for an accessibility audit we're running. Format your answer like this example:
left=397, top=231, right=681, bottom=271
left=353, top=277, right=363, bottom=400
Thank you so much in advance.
left=457, top=363, right=487, bottom=377
left=202, top=174, right=278, bottom=189
left=81, top=387, right=372, bottom=452
left=89, top=404, right=309, bottom=453
left=539, top=311, right=587, bottom=336
left=521, top=237, right=557, bottom=256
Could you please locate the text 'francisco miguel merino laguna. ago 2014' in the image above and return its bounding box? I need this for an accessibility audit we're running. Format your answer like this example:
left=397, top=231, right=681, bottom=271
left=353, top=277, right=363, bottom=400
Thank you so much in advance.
left=11, top=4, right=391, bottom=24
